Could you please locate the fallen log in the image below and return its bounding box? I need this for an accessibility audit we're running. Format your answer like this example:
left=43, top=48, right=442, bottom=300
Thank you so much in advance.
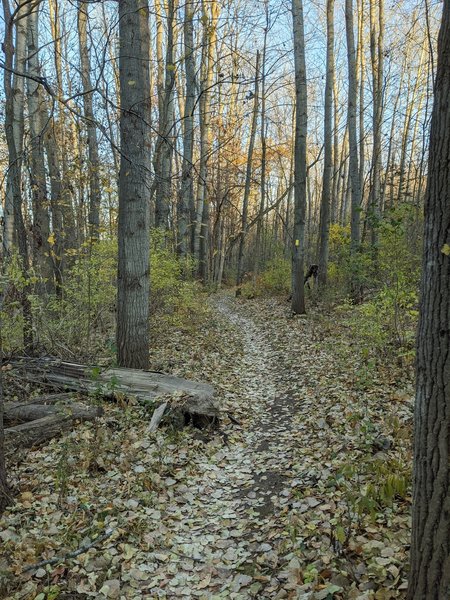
left=4, top=401, right=101, bottom=426
left=5, top=406, right=101, bottom=450
left=6, top=357, right=219, bottom=428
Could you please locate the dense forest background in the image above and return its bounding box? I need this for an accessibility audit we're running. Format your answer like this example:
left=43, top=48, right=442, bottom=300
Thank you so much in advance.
left=0, top=0, right=441, bottom=361
left=0, top=1, right=448, bottom=599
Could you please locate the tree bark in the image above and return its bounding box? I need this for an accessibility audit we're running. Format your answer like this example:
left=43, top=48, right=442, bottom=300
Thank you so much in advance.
left=27, top=3, right=53, bottom=293
left=77, top=0, right=102, bottom=239
left=317, top=0, right=334, bottom=288
left=345, top=0, right=362, bottom=300
left=117, top=0, right=151, bottom=369
left=194, top=0, right=218, bottom=281
left=408, top=5, right=450, bottom=598
left=291, top=0, right=307, bottom=315
left=154, top=0, right=177, bottom=231
left=179, top=0, right=196, bottom=257
left=236, top=51, right=260, bottom=295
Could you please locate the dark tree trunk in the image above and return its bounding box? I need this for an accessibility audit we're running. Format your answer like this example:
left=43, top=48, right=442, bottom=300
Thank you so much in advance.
left=408, top=5, right=450, bottom=599
left=291, top=0, right=307, bottom=315
left=317, top=0, right=334, bottom=288
left=117, top=0, right=151, bottom=369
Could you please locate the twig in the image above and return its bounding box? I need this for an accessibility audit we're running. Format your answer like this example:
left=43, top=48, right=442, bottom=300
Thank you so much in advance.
left=22, top=528, right=114, bottom=573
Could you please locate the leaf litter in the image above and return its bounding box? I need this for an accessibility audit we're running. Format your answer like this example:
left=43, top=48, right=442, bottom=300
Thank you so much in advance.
left=0, top=294, right=413, bottom=599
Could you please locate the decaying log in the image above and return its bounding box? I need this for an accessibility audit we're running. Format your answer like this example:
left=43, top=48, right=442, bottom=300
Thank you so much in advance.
left=5, top=405, right=101, bottom=450
left=6, top=357, right=219, bottom=430
left=4, top=401, right=101, bottom=426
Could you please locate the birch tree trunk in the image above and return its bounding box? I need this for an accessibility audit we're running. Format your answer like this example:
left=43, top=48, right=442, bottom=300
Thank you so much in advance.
left=291, top=0, right=307, bottom=315
left=317, top=0, right=334, bottom=288
left=408, top=5, right=450, bottom=597
left=77, top=0, right=101, bottom=239
left=117, top=0, right=151, bottom=369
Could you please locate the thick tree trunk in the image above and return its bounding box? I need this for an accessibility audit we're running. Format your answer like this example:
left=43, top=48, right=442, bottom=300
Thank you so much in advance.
left=317, top=0, right=334, bottom=288
left=291, top=0, right=307, bottom=315
left=407, top=5, right=450, bottom=598
left=117, top=0, right=151, bottom=369
left=77, top=0, right=102, bottom=239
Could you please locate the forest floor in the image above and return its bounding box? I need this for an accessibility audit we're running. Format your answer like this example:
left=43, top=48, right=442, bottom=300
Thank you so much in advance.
left=0, top=293, right=414, bottom=600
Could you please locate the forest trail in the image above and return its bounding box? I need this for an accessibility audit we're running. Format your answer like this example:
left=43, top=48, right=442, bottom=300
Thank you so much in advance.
left=2, top=294, right=412, bottom=599
left=136, top=294, right=310, bottom=598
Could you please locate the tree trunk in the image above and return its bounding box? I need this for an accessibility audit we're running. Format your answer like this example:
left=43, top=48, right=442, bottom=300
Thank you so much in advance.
left=2, top=0, right=33, bottom=349
left=368, top=0, right=384, bottom=251
left=407, top=5, right=450, bottom=598
left=317, top=0, right=335, bottom=288
left=2, top=0, right=27, bottom=254
left=194, top=0, right=218, bottom=281
left=179, top=0, right=196, bottom=257
left=117, top=0, right=151, bottom=369
left=345, top=0, right=362, bottom=300
left=154, top=0, right=176, bottom=231
left=236, top=51, right=260, bottom=295
left=291, top=0, right=307, bottom=315
left=27, top=3, right=53, bottom=293
left=254, top=2, right=269, bottom=276
left=77, top=0, right=101, bottom=239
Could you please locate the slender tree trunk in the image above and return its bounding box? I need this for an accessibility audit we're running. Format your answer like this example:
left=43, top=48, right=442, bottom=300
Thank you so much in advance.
left=236, top=51, right=260, bottom=294
left=179, top=0, right=196, bottom=257
left=317, top=0, right=335, bottom=288
left=27, top=3, right=53, bottom=292
left=78, top=0, right=101, bottom=239
left=3, top=0, right=27, bottom=253
left=291, top=0, right=307, bottom=315
left=2, top=0, right=33, bottom=349
left=254, top=2, right=269, bottom=276
left=194, top=0, right=218, bottom=280
left=117, top=0, right=151, bottom=369
left=154, top=0, right=176, bottom=230
left=357, top=0, right=365, bottom=201
left=345, top=0, right=362, bottom=300
left=408, top=5, right=450, bottom=597
left=368, top=0, right=384, bottom=251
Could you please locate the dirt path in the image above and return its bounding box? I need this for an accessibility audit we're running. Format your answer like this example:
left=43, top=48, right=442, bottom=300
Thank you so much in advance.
left=138, top=294, right=305, bottom=598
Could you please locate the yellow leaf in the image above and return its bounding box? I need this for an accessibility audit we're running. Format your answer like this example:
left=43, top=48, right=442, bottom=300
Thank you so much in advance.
left=48, top=232, right=56, bottom=246
left=441, top=243, right=450, bottom=256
